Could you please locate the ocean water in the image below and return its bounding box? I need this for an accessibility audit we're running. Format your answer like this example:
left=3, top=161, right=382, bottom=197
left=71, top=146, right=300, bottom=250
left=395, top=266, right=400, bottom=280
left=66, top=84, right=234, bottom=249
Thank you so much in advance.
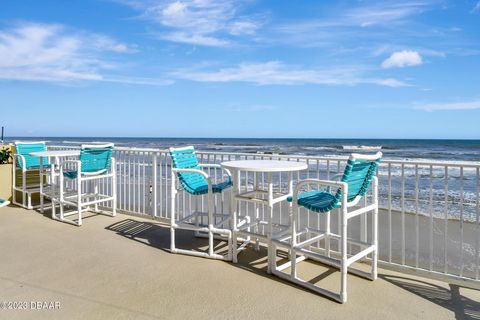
left=10, top=137, right=480, bottom=162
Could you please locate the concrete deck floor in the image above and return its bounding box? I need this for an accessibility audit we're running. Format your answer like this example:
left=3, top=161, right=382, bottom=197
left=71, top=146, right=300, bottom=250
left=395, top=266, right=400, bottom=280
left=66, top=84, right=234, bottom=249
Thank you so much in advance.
left=0, top=206, right=479, bottom=320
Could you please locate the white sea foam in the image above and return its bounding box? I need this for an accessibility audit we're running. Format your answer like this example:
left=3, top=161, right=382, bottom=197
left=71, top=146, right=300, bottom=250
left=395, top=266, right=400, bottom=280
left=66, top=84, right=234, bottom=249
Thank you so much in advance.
left=342, top=145, right=382, bottom=151
left=62, top=140, right=121, bottom=145
left=302, top=146, right=337, bottom=151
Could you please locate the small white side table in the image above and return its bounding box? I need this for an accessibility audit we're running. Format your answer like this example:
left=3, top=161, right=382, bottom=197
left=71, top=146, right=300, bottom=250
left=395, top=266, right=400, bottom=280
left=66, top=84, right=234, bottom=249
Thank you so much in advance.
left=221, top=160, right=308, bottom=273
left=29, top=150, right=80, bottom=217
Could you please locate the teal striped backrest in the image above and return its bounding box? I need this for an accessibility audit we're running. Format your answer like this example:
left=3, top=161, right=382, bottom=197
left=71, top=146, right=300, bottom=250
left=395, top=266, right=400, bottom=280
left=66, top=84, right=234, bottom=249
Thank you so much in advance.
left=334, top=152, right=382, bottom=204
left=169, top=146, right=208, bottom=194
left=14, top=141, right=49, bottom=169
left=79, top=144, right=113, bottom=174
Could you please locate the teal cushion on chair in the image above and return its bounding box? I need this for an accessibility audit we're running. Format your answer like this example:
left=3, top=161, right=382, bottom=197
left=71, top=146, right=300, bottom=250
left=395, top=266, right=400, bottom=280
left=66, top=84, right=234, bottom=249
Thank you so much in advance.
left=287, top=191, right=340, bottom=213
left=63, top=169, right=107, bottom=179
left=185, top=178, right=232, bottom=195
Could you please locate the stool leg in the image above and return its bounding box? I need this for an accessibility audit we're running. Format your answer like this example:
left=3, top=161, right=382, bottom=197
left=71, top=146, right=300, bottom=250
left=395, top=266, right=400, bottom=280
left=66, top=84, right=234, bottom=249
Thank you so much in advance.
left=340, top=207, right=348, bottom=303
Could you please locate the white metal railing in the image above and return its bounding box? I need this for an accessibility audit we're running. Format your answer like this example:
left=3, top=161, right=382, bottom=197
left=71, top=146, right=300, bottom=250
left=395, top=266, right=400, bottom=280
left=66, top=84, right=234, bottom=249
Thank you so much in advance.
left=49, top=145, right=480, bottom=286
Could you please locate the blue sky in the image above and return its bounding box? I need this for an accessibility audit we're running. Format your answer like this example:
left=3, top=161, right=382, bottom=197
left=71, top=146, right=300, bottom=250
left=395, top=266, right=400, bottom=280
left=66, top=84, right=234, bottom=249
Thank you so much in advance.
left=1, top=0, right=480, bottom=139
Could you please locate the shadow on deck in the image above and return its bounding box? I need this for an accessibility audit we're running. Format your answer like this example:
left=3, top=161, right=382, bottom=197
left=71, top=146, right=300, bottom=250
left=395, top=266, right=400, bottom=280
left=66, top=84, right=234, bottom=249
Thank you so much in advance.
left=106, top=218, right=480, bottom=319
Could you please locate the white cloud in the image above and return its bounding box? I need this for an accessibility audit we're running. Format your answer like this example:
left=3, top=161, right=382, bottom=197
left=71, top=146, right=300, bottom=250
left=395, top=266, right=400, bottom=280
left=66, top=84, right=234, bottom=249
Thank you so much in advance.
left=473, top=1, right=480, bottom=12
left=0, top=24, right=99, bottom=81
left=123, top=0, right=261, bottom=47
left=381, top=50, right=423, bottom=68
left=90, top=34, right=138, bottom=53
left=161, top=31, right=230, bottom=47
left=416, top=100, right=480, bottom=111
left=373, top=45, right=445, bottom=58
left=228, top=20, right=259, bottom=36
left=102, top=75, right=174, bottom=86
left=345, top=2, right=431, bottom=27
left=265, top=1, right=442, bottom=53
left=0, top=23, right=169, bottom=85
left=171, top=61, right=407, bottom=87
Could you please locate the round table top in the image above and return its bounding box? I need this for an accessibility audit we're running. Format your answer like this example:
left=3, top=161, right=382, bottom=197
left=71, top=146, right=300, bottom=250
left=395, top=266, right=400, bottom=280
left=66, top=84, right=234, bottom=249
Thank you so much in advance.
left=221, top=160, right=308, bottom=172
left=29, top=150, right=80, bottom=157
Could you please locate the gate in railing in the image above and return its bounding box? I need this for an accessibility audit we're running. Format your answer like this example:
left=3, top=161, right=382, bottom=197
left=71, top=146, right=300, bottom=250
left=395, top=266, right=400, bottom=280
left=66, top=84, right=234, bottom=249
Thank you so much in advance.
left=50, top=146, right=480, bottom=286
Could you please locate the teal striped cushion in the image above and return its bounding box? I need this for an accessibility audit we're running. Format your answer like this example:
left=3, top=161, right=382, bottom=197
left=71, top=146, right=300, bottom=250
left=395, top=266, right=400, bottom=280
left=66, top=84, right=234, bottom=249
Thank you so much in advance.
left=169, top=147, right=231, bottom=195
left=288, top=191, right=339, bottom=213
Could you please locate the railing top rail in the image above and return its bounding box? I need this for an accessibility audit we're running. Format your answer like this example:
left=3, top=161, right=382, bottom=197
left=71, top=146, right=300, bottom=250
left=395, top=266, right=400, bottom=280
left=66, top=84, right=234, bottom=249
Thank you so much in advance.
left=48, top=145, right=480, bottom=168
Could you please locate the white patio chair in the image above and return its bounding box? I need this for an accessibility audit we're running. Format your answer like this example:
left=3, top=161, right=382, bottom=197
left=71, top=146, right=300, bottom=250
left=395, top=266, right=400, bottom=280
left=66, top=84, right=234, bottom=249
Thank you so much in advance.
left=169, top=146, right=232, bottom=260
left=272, top=152, right=382, bottom=303
left=58, top=144, right=116, bottom=226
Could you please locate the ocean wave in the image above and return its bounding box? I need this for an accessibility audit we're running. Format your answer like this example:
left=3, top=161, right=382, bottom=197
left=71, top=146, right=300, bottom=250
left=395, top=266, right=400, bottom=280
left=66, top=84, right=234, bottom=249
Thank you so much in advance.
left=207, top=144, right=271, bottom=150
left=62, top=140, right=121, bottom=145
left=342, top=145, right=382, bottom=151
left=302, top=146, right=337, bottom=151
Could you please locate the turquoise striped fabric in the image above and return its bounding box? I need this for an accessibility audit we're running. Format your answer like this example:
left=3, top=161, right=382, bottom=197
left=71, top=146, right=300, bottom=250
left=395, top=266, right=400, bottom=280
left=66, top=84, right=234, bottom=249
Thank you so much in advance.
left=15, top=142, right=49, bottom=169
left=335, top=157, right=382, bottom=202
left=288, top=191, right=339, bottom=213
left=79, top=146, right=113, bottom=173
left=289, top=155, right=381, bottom=213
left=63, top=145, right=113, bottom=179
left=169, top=147, right=232, bottom=195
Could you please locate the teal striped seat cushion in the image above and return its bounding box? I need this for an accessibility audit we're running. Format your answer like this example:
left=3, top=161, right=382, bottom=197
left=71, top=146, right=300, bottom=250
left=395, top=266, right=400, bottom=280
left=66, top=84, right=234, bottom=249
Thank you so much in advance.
left=186, top=178, right=232, bottom=195
left=63, top=169, right=107, bottom=179
left=287, top=191, right=340, bottom=213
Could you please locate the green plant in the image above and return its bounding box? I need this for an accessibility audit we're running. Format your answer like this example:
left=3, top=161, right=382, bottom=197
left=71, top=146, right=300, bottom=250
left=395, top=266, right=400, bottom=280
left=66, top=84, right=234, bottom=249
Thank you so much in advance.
left=0, top=148, right=11, bottom=165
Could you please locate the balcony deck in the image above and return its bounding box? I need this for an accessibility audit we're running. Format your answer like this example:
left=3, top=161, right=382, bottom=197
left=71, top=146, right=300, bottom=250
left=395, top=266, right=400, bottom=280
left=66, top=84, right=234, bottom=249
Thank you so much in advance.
left=1, top=206, right=479, bottom=320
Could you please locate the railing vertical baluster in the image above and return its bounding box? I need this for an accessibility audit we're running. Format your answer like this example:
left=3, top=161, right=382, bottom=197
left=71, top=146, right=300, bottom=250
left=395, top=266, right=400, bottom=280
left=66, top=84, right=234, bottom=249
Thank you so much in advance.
left=136, top=152, right=141, bottom=213
left=415, top=164, right=419, bottom=268
left=316, top=159, right=320, bottom=247
left=136, top=152, right=140, bottom=213
left=159, top=152, right=164, bottom=218
left=117, top=151, right=122, bottom=211
left=123, top=151, right=127, bottom=212
left=220, top=154, right=223, bottom=217
left=429, top=165, right=434, bottom=271
left=120, top=151, right=124, bottom=211
left=460, top=166, right=464, bottom=277
left=401, top=163, right=405, bottom=266
left=165, top=152, right=169, bottom=218
left=152, top=153, right=158, bottom=217
left=306, top=159, right=310, bottom=228
left=326, top=160, right=330, bottom=180
left=444, top=166, right=449, bottom=274
left=132, top=152, right=136, bottom=213
left=128, top=151, right=132, bottom=213
left=142, top=152, right=146, bottom=214
left=388, top=163, right=392, bottom=263
left=120, top=151, right=127, bottom=211
left=141, top=152, right=145, bottom=213
left=476, top=167, right=479, bottom=280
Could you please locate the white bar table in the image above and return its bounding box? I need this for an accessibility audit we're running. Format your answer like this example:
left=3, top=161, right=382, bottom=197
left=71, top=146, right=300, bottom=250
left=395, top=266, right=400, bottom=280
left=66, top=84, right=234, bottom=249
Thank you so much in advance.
left=221, top=160, right=308, bottom=273
left=29, top=150, right=80, bottom=217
